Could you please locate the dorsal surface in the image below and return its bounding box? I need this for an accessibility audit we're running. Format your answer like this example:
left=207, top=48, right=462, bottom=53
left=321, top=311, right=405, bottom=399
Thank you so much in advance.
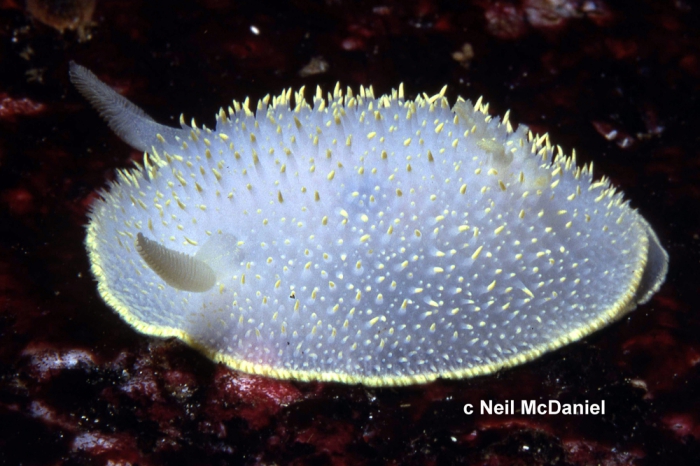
left=74, top=64, right=668, bottom=386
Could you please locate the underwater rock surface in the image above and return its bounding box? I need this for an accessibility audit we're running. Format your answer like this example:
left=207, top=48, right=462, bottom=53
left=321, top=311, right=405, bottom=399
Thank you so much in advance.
left=0, top=0, right=698, bottom=464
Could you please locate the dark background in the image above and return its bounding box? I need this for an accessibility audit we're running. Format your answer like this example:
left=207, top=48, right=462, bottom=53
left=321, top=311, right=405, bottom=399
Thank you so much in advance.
left=1, top=0, right=699, bottom=464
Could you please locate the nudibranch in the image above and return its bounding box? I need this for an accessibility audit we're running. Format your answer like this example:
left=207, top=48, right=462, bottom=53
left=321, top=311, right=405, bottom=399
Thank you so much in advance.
left=71, top=62, right=668, bottom=386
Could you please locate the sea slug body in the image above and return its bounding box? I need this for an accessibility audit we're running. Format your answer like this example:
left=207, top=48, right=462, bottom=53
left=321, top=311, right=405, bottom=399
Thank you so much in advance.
left=70, top=62, right=668, bottom=386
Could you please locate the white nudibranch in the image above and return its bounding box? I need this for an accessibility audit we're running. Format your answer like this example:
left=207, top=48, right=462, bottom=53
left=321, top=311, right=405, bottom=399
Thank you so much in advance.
left=71, top=62, right=668, bottom=386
